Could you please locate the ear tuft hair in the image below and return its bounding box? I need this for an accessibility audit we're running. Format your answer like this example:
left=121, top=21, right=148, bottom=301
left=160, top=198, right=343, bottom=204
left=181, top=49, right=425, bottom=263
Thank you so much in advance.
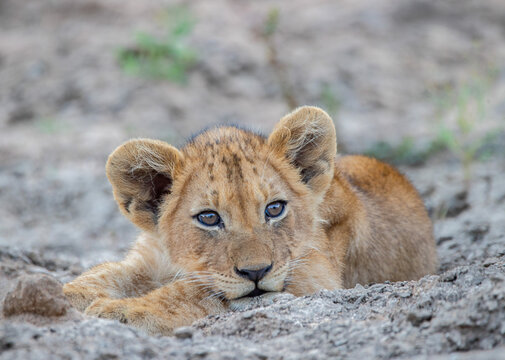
left=268, top=106, right=337, bottom=195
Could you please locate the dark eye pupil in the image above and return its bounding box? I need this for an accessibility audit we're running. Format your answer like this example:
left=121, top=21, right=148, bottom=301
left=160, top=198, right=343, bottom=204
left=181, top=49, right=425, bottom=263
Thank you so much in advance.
left=266, top=201, right=285, bottom=218
left=197, top=212, right=220, bottom=226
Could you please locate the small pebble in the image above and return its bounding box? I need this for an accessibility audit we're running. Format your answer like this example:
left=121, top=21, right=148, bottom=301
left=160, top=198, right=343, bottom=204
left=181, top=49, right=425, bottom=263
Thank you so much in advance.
left=173, top=326, right=194, bottom=339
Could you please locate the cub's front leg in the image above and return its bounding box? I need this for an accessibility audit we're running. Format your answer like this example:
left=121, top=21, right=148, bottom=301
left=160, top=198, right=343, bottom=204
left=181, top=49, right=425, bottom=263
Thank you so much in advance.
left=63, top=237, right=226, bottom=335
left=63, top=262, right=134, bottom=312
left=63, top=235, right=173, bottom=311
left=63, top=258, right=160, bottom=311
left=284, top=249, right=343, bottom=296
left=84, top=281, right=226, bottom=335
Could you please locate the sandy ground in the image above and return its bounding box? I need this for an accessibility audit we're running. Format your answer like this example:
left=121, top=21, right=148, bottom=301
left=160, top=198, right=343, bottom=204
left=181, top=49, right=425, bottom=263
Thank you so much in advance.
left=1, top=0, right=505, bottom=359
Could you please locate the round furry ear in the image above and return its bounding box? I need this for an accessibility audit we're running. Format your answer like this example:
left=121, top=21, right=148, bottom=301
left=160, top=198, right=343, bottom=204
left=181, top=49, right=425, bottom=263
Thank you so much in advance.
left=268, top=106, right=337, bottom=195
left=106, top=139, right=184, bottom=233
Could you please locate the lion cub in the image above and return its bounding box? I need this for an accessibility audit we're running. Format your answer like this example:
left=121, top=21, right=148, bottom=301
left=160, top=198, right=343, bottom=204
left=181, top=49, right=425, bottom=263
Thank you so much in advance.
left=63, top=106, right=437, bottom=335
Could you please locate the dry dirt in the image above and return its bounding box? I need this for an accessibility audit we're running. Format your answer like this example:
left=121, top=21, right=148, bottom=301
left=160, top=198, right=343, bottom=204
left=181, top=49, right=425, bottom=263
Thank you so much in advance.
left=1, top=0, right=505, bottom=359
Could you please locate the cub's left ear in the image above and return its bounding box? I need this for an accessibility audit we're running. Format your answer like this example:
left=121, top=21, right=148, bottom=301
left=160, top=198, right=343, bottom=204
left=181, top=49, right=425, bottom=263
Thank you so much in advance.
left=268, top=106, right=337, bottom=195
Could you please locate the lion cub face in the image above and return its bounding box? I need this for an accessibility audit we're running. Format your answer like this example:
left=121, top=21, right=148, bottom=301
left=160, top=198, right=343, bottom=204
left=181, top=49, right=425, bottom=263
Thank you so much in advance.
left=158, top=130, right=315, bottom=300
left=106, top=107, right=337, bottom=301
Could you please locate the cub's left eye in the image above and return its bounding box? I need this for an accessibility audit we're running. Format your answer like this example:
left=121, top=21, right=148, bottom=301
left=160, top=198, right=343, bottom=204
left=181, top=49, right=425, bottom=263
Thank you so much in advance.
left=265, top=201, right=286, bottom=219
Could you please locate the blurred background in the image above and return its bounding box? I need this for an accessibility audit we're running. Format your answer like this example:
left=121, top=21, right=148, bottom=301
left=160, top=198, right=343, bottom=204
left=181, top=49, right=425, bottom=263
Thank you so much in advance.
left=0, top=0, right=504, bottom=267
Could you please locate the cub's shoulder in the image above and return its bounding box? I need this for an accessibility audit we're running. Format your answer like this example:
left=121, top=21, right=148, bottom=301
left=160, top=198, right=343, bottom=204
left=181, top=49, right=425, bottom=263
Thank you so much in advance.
left=335, top=155, right=420, bottom=200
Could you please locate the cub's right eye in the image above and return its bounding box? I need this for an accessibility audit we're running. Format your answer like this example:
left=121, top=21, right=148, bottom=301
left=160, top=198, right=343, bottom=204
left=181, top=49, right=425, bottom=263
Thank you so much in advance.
left=195, top=211, right=222, bottom=227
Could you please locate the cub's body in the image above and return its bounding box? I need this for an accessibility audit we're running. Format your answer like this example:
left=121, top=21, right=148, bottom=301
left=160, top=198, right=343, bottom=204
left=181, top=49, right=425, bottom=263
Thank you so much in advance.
left=331, top=155, right=436, bottom=288
left=63, top=107, right=437, bottom=335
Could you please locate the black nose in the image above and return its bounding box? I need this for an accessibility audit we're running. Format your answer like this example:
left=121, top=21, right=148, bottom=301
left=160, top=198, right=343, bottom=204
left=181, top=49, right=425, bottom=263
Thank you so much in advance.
left=235, top=264, right=273, bottom=282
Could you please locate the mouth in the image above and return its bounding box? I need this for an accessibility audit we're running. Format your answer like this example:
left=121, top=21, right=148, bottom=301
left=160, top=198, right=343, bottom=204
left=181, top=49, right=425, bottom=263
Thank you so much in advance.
left=239, top=287, right=267, bottom=299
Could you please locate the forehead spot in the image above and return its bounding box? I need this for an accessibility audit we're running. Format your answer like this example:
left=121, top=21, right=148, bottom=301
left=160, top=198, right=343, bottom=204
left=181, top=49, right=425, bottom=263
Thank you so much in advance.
left=220, top=152, right=246, bottom=183
left=232, top=153, right=244, bottom=180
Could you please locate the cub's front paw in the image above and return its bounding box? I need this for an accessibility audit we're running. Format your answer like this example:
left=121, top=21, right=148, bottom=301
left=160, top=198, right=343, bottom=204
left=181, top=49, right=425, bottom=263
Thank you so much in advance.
left=63, top=283, right=101, bottom=312
left=85, top=298, right=129, bottom=324
left=85, top=298, right=172, bottom=335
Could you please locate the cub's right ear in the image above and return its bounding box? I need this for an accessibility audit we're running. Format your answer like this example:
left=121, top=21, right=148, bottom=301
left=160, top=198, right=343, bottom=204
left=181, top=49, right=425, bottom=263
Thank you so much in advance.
left=106, top=139, right=184, bottom=233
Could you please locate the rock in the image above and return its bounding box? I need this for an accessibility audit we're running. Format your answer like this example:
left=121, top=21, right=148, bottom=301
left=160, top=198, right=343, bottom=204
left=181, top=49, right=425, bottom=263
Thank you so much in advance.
left=3, top=274, right=70, bottom=317
left=173, top=326, right=194, bottom=339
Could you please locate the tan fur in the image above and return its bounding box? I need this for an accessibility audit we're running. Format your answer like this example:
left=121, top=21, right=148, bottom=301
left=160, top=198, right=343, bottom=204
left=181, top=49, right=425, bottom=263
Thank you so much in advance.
left=63, top=106, right=438, bottom=335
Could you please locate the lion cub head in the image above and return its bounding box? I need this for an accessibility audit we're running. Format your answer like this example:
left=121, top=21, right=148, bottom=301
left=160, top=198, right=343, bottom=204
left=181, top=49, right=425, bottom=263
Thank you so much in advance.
left=106, top=106, right=337, bottom=301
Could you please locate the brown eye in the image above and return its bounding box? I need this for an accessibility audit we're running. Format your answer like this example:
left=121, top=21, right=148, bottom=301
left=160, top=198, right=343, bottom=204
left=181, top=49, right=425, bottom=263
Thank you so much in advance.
left=196, top=211, right=222, bottom=227
left=265, top=201, right=286, bottom=219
